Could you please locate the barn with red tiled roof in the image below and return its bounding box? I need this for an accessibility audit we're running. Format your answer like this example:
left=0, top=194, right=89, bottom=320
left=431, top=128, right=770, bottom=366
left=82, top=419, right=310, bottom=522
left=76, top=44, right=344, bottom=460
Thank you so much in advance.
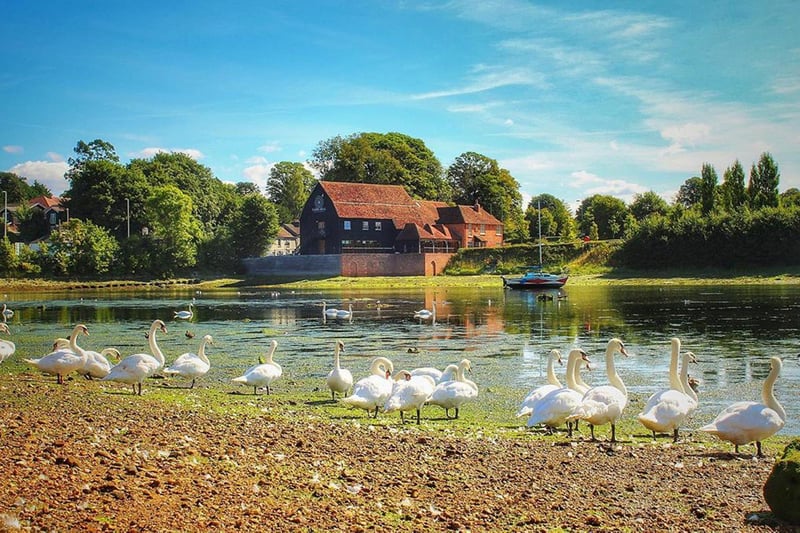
left=299, top=181, right=503, bottom=255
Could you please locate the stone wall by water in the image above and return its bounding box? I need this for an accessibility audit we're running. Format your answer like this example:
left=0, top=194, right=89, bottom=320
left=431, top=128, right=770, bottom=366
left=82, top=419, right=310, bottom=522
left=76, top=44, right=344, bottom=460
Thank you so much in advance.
left=243, top=253, right=453, bottom=278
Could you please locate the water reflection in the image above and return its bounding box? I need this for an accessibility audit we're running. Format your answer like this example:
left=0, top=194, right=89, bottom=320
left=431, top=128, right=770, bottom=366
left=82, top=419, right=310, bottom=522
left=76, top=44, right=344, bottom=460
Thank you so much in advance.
left=2, top=283, right=798, bottom=433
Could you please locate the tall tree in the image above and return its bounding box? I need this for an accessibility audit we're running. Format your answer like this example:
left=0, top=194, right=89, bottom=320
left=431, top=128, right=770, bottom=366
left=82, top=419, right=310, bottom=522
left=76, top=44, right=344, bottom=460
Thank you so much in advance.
left=0, top=172, right=50, bottom=202
left=700, top=163, right=718, bottom=215
left=266, top=162, right=317, bottom=223
left=675, top=176, right=703, bottom=208
left=719, top=160, right=747, bottom=211
left=447, top=152, right=527, bottom=241
left=66, top=139, right=119, bottom=181
left=48, top=219, right=120, bottom=276
left=629, top=191, right=669, bottom=221
left=145, top=185, right=204, bottom=276
left=748, top=152, right=780, bottom=209
left=309, top=132, right=448, bottom=201
left=229, top=194, right=279, bottom=259
left=235, top=182, right=261, bottom=196
left=524, top=194, right=576, bottom=240
left=575, top=194, right=630, bottom=239
left=780, top=188, right=800, bottom=209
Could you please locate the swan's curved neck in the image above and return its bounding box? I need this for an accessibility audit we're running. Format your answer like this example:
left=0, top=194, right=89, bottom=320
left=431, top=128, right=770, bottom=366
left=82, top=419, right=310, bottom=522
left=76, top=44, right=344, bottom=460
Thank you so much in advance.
left=762, top=359, right=786, bottom=421
left=264, top=343, right=277, bottom=364
left=679, top=353, right=698, bottom=403
left=668, top=339, right=683, bottom=392
left=198, top=340, right=210, bottom=364
left=69, top=325, right=87, bottom=360
left=564, top=351, right=580, bottom=391
left=149, top=324, right=165, bottom=366
left=605, top=344, right=626, bottom=396
left=333, top=344, right=342, bottom=369
left=546, top=351, right=562, bottom=388
left=371, top=357, right=391, bottom=376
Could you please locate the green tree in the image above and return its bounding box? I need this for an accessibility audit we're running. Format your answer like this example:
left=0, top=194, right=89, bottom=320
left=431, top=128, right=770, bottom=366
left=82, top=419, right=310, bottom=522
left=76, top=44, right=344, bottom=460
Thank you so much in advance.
left=48, top=219, right=120, bottom=276
left=309, top=132, right=448, bottom=201
left=575, top=194, right=630, bottom=239
left=266, top=162, right=317, bottom=223
left=700, top=163, right=718, bottom=215
left=675, top=176, right=703, bottom=209
left=447, top=152, right=527, bottom=241
left=719, top=159, right=747, bottom=211
left=63, top=159, right=150, bottom=240
left=14, top=203, right=49, bottom=242
left=0, top=237, right=18, bottom=276
left=780, top=188, right=800, bottom=208
left=748, top=152, right=780, bottom=209
left=524, top=194, right=576, bottom=241
left=145, top=185, right=204, bottom=276
left=229, top=194, right=279, bottom=259
left=66, top=139, right=119, bottom=181
left=235, top=182, right=261, bottom=196
left=629, top=191, right=669, bottom=221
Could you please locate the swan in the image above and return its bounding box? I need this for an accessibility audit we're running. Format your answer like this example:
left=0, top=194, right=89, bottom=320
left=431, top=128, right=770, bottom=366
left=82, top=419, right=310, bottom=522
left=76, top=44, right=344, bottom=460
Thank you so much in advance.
left=572, top=356, right=592, bottom=395
left=1, top=304, right=13, bottom=320
left=102, top=319, right=168, bottom=395
left=336, top=304, right=353, bottom=320
left=231, top=339, right=282, bottom=395
left=700, top=356, right=785, bottom=457
left=174, top=302, right=194, bottom=320
left=428, top=359, right=478, bottom=419
left=515, top=349, right=563, bottom=418
left=637, top=350, right=699, bottom=442
left=526, top=348, right=591, bottom=436
left=567, top=338, right=629, bottom=442
left=322, top=301, right=339, bottom=319
left=24, top=324, right=90, bottom=384
left=326, top=340, right=353, bottom=400
left=384, top=370, right=436, bottom=424
left=164, top=334, right=213, bottom=388
left=341, top=357, right=394, bottom=418
left=81, top=347, right=121, bottom=380
left=0, top=323, right=14, bottom=363
left=414, top=301, right=436, bottom=320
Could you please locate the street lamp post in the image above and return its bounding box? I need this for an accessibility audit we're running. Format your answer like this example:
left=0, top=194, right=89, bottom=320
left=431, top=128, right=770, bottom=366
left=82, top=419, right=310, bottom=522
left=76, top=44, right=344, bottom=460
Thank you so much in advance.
left=126, top=198, right=130, bottom=238
left=2, top=190, right=6, bottom=239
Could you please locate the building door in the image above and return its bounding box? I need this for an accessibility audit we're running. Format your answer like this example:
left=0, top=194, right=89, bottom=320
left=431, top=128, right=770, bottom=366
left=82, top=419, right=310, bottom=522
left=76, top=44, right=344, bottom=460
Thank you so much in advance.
left=317, top=239, right=326, bottom=254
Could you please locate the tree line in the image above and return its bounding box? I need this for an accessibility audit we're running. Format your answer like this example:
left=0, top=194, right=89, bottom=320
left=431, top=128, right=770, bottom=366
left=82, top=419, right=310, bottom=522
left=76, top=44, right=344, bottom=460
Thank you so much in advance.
left=2, top=134, right=799, bottom=278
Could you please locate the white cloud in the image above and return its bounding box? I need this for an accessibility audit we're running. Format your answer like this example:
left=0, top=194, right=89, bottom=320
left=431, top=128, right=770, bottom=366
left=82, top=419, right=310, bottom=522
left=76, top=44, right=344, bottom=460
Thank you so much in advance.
left=242, top=162, right=274, bottom=191
left=504, top=118, right=514, bottom=126
left=46, top=152, right=63, bottom=162
left=568, top=169, right=648, bottom=204
left=3, top=145, right=23, bottom=154
left=8, top=160, right=70, bottom=196
left=246, top=156, right=268, bottom=165
left=412, top=66, right=547, bottom=100
left=258, top=142, right=281, bottom=153
left=129, top=147, right=205, bottom=160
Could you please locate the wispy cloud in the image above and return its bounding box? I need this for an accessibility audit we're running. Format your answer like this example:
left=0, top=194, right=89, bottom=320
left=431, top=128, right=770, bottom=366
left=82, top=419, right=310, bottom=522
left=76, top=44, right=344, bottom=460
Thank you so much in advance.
left=129, top=147, right=205, bottom=160
left=46, top=152, right=63, bottom=162
left=258, top=141, right=281, bottom=153
left=8, top=160, right=69, bottom=195
left=412, top=66, right=547, bottom=100
left=3, top=145, right=23, bottom=154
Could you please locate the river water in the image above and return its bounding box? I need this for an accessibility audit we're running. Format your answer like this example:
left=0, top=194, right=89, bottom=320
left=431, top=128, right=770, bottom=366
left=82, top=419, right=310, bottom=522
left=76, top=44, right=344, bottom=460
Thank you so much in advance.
left=2, top=282, right=798, bottom=434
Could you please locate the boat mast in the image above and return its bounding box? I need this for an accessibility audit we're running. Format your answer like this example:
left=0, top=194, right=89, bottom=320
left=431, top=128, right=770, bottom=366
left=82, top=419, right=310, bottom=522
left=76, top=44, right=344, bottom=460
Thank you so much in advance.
left=537, top=199, right=543, bottom=266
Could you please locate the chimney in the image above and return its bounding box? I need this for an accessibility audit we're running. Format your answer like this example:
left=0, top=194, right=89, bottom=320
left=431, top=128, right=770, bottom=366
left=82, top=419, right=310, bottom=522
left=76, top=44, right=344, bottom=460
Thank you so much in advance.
left=473, top=200, right=480, bottom=212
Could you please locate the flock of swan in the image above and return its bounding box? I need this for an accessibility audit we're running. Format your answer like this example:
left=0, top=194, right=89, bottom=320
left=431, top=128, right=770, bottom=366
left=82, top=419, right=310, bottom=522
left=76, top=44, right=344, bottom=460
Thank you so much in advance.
left=0, top=302, right=788, bottom=457
left=514, top=337, right=786, bottom=456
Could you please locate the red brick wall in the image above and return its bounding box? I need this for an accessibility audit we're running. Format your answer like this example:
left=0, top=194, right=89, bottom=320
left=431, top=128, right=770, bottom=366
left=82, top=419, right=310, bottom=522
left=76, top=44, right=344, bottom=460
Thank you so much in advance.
left=340, top=253, right=454, bottom=277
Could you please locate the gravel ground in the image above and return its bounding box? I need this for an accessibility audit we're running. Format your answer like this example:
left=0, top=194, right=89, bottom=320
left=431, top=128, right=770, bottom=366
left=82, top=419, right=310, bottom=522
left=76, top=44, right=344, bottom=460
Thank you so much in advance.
left=0, top=375, right=795, bottom=533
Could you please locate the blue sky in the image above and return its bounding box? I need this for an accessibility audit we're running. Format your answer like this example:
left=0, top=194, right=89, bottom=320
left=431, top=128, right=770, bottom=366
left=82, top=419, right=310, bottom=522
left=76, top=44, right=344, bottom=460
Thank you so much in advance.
left=2, top=1, right=799, bottom=211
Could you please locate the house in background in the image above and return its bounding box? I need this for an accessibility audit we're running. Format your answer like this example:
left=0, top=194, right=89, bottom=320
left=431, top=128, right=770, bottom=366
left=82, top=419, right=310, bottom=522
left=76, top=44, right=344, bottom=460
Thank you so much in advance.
left=267, top=222, right=300, bottom=255
left=1, top=195, right=65, bottom=241
left=298, top=181, right=503, bottom=256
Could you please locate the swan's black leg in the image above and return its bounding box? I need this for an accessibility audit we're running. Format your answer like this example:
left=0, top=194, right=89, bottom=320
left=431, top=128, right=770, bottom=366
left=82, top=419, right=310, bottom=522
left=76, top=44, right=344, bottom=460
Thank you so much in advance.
left=610, top=423, right=616, bottom=443
left=455, top=408, right=460, bottom=419
left=253, top=386, right=258, bottom=395
left=589, top=424, right=596, bottom=441
left=416, top=409, right=421, bottom=425
left=756, top=441, right=764, bottom=457
left=189, top=379, right=196, bottom=389
left=672, top=428, right=679, bottom=443
left=400, top=411, right=405, bottom=424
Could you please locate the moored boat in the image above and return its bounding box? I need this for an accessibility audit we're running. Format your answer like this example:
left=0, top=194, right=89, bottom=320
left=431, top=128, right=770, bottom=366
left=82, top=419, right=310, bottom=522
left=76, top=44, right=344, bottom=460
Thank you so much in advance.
left=502, top=267, right=568, bottom=289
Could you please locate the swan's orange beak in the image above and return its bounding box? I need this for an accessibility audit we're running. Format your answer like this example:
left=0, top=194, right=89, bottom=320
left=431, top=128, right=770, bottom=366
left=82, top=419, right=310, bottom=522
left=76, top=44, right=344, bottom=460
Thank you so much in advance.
left=619, top=345, right=629, bottom=357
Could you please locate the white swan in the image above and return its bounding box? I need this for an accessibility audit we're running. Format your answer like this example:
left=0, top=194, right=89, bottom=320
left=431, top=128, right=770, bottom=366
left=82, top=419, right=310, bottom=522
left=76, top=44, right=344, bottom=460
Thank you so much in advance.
left=428, top=358, right=478, bottom=419
left=572, top=355, right=592, bottom=395
left=515, top=349, right=563, bottom=418
left=336, top=304, right=353, bottom=320
left=384, top=370, right=436, bottom=424
left=526, top=348, right=591, bottom=436
left=81, top=347, right=121, bottom=380
left=231, top=339, right=282, bottom=395
left=164, top=334, right=213, bottom=388
left=638, top=350, right=699, bottom=442
left=102, top=319, right=168, bottom=395
left=326, top=340, right=353, bottom=400
left=24, top=324, right=90, bottom=384
left=567, top=338, right=629, bottom=442
left=1, top=304, right=13, bottom=320
left=414, top=301, right=436, bottom=320
left=700, top=356, right=785, bottom=457
left=0, top=323, right=14, bottom=363
left=322, top=301, right=339, bottom=319
left=174, top=302, right=194, bottom=320
left=341, top=357, right=394, bottom=418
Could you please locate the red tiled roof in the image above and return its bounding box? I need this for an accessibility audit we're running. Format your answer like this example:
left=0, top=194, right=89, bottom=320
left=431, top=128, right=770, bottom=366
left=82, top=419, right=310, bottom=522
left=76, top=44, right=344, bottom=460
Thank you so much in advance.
left=436, top=204, right=502, bottom=225
left=28, top=195, right=63, bottom=210
left=319, top=181, right=447, bottom=229
left=396, top=222, right=456, bottom=241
